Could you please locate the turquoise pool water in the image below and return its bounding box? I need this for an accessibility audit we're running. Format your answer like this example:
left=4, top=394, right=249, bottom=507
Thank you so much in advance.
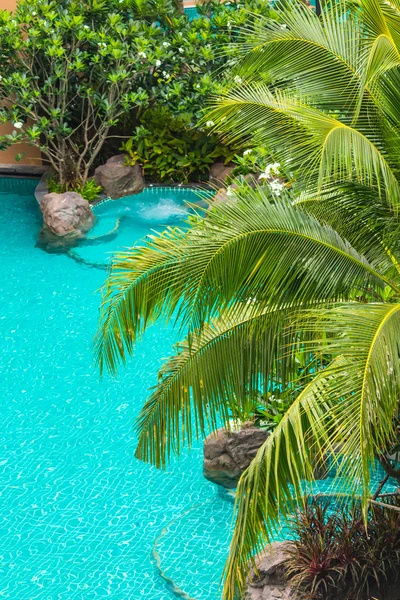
left=0, top=179, right=397, bottom=600
left=0, top=179, right=232, bottom=600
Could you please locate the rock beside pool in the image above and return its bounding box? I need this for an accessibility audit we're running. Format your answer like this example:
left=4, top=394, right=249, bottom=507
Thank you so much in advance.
left=203, top=423, right=270, bottom=489
left=209, top=162, right=235, bottom=186
left=94, top=154, right=144, bottom=199
left=246, top=542, right=292, bottom=600
left=40, top=191, right=94, bottom=238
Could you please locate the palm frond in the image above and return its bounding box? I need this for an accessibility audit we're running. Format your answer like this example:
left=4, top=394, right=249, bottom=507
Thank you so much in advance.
left=207, top=87, right=400, bottom=208
left=135, top=304, right=302, bottom=468
left=95, top=190, right=395, bottom=375
left=223, top=302, right=400, bottom=600
left=295, top=182, right=400, bottom=276
left=222, top=355, right=347, bottom=600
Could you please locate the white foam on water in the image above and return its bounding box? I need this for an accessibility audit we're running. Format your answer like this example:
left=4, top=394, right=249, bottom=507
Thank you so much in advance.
left=137, top=198, right=186, bottom=222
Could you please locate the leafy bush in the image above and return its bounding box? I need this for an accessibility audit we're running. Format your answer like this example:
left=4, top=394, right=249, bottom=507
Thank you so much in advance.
left=0, top=0, right=160, bottom=186
left=48, top=176, right=102, bottom=203
left=0, top=0, right=277, bottom=187
left=285, top=497, right=400, bottom=600
left=121, top=108, right=235, bottom=182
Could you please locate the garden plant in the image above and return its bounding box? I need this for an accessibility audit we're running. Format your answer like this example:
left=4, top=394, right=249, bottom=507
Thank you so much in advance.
left=285, top=496, right=400, bottom=600
left=96, top=0, right=400, bottom=598
left=0, top=0, right=276, bottom=189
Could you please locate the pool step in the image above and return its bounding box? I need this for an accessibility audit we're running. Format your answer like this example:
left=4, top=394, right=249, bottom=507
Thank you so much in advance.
left=152, top=503, right=209, bottom=600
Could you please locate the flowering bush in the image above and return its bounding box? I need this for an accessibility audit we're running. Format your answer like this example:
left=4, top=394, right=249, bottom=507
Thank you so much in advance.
left=117, top=0, right=279, bottom=183
left=0, top=0, right=277, bottom=188
left=228, top=147, right=290, bottom=196
left=0, top=0, right=168, bottom=186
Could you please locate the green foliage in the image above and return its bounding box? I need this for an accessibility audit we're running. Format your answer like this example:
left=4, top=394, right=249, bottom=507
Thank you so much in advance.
left=121, top=108, right=235, bottom=183
left=285, top=497, right=400, bottom=600
left=76, top=180, right=103, bottom=203
left=0, top=0, right=276, bottom=187
left=48, top=176, right=102, bottom=203
left=94, top=1, right=400, bottom=598
left=0, top=0, right=156, bottom=186
left=228, top=392, right=292, bottom=431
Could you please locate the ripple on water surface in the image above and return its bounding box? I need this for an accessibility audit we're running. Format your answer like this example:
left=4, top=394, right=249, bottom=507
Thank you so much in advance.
left=1, top=181, right=394, bottom=600
left=0, top=180, right=230, bottom=600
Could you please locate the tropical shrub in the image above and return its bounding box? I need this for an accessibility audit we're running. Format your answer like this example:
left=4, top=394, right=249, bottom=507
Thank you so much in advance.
left=121, top=108, right=235, bottom=183
left=0, top=0, right=277, bottom=189
left=285, top=497, right=400, bottom=600
left=47, top=176, right=102, bottom=203
left=0, top=0, right=157, bottom=187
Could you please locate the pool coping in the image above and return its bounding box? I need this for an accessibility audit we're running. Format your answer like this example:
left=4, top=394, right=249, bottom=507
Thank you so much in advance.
left=0, top=164, right=47, bottom=177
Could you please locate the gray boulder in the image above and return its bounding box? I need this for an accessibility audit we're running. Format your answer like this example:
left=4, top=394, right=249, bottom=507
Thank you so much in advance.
left=246, top=542, right=292, bottom=600
left=94, top=155, right=144, bottom=199
left=203, top=423, right=270, bottom=489
left=209, top=162, right=235, bottom=186
left=40, top=191, right=94, bottom=238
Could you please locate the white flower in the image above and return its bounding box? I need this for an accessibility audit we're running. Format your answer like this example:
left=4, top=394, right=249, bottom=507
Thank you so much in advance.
left=206, top=120, right=215, bottom=127
left=234, top=75, right=243, bottom=84
left=0, top=75, right=2, bottom=81
left=178, top=47, right=184, bottom=53
left=83, top=25, right=90, bottom=30
left=269, top=179, right=284, bottom=195
left=258, top=172, right=269, bottom=181
left=264, top=162, right=280, bottom=177
left=13, top=122, right=23, bottom=129
left=281, top=24, right=287, bottom=29
left=32, top=11, right=37, bottom=16
left=155, top=59, right=161, bottom=67
left=195, top=84, right=200, bottom=89
left=138, top=52, right=147, bottom=59
left=163, top=42, right=171, bottom=48
left=226, top=185, right=234, bottom=197
left=227, top=20, right=232, bottom=28
left=243, top=149, right=252, bottom=156
left=162, top=71, right=168, bottom=77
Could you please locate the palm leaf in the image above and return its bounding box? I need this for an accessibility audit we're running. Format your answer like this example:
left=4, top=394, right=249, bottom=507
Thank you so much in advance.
left=95, top=190, right=395, bottom=375
left=135, top=304, right=302, bottom=468
left=207, top=88, right=400, bottom=209
left=223, top=303, right=400, bottom=600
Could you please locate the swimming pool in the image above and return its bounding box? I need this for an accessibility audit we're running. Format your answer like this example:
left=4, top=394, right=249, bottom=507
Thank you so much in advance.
left=0, top=179, right=232, bottom=600
left=0, top=179, right=396, bottom=600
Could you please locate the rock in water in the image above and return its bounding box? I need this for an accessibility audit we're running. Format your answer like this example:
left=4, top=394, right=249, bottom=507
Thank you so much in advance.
left=40, top=191, right=94, bottom=238
left=94, top=155, right=144, bottom=199
left=246, top=542, right=292, bottom=600
left=203, top=423, right=270, bottom=489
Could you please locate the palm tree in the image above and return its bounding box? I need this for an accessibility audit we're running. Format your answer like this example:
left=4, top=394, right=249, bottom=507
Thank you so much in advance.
left=95, top=0, right=400, bottom=598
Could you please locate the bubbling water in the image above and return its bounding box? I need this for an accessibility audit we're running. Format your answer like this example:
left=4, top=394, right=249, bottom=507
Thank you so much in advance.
left=137, top=198, right=187, bottom=223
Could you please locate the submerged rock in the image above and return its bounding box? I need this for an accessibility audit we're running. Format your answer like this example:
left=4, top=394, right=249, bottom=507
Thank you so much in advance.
left=246, top=542, right=292, bottom=600
left=203, top=423, right=270, bottom=489
left=94, top=154, right=144, bottom=199
left=40, top=191, right=94, bottom=238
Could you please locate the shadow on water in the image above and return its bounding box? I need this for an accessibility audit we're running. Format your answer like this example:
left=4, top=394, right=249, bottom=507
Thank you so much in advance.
left=36, top=216, right=126, bottom=270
